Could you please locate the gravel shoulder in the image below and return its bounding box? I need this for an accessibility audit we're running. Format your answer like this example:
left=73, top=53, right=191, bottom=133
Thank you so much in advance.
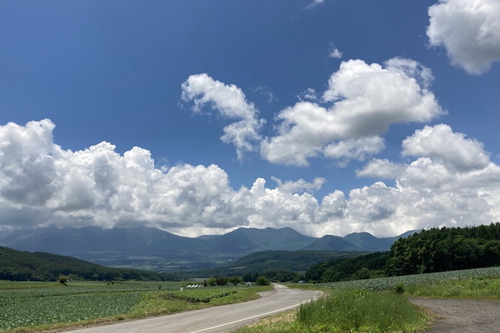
left=409, top=298, right=500, bottom=333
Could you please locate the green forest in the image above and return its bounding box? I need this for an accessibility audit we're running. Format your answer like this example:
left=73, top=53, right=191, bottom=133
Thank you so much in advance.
left=386, top=223, right=500, bottom=276
left=0, top=246, right=177, bottom=282
left=305, top=223, right=500, bottom=283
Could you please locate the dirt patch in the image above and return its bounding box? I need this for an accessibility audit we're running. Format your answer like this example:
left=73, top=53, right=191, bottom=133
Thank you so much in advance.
left=409, top=298, right=500, bottom=332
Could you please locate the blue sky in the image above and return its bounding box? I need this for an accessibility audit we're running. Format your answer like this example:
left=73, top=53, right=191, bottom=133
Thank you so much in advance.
left=1, top=0, right=499, bottom=237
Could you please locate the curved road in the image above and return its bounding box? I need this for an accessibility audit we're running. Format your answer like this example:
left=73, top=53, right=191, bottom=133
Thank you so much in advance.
left=63, top=284, right=320, bottom=333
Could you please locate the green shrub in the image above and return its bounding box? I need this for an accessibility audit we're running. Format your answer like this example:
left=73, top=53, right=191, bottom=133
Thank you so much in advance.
left=255, top=276, right=270, bottom=286
left=355, top=268, right=371, bottom=280
left=228, top=276, right=243, bottom=285
left=58, top=276, right=68, bottom=286
left=394, top=282, right=405, bottom=294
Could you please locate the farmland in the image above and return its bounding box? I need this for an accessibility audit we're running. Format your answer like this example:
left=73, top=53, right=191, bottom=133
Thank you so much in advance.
left=238, top=267, right=500, bottom=333
left=319, top=266, right=500, bottom=291
left=0, top=281, right=270, bottom=332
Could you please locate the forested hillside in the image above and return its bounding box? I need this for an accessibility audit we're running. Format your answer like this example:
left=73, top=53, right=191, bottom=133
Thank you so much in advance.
left=0, top=246, right=177, bottom=281
left=386, top=223, right=500, bottom=276
left=305, top=252, right=389, bottom=282
left=305, top=223, right=500, bottom=283
left=179, top=250, right=367, bottom=280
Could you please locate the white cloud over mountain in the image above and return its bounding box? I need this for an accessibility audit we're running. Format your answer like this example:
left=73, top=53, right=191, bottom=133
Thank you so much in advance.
left=427, top=0, right=500, bottom=74
left=1, top=120, right=499, bottom=237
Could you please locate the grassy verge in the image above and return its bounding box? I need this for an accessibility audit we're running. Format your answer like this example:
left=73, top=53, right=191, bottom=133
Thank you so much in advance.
left=403, top=275, right=500, bottom=299
left=0, top=281, right=272, bottom=333
left=239, top=268, right=500, bottom=333
left=236, top=289, right=428, bottom=333
left=127, top=285, right=272, bottom=318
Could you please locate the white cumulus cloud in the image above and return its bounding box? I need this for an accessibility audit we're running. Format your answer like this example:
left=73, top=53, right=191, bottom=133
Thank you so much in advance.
left=261, top=58, right=444, bottom=166
left=344, top=125, right=500, bottom=236
left=1, top=120, right=499, bottom=238
left=427, top=0, right=500, bottom=74
left=402, top=124, right=490, bottom=172
left=181, top=73, right=265, bottom=161
left=356, top=159, right=405, bottom=179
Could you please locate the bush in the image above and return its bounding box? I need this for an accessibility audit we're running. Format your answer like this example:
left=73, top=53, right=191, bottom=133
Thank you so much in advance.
left=355, top=267, right=371, bottom=280
left=228, top=276, right=243, bottom=285
left=255, top=276, right=270, bottom=286
left=207, top=276, right=229, bottom=286
left=394, top=282, right=405, bottom=294
left=58, top=275, right=68, bottom=286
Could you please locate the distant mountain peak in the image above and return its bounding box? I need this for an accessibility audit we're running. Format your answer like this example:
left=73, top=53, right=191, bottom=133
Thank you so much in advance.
left=0, top=225, right=416, bottom=272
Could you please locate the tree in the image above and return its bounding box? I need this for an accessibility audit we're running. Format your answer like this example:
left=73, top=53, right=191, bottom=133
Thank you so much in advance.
left=228, top=276, right=243, bottom=285
left=354, top=267, right=371, bottom=280
left=255, top=276, right=270, bottom=286
left=58, top=275, right=68, bottom=286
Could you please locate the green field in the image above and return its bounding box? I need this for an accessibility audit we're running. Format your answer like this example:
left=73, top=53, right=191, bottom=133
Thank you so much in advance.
left=321, top=266, right=500, bottom=291
left=0, top=281, right=270, bottom=332
left=237, top=267, right=500, bottom=333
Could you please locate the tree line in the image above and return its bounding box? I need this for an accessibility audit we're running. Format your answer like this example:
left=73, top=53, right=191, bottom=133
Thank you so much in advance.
left=305, top=223, right=500, bottom=283
left=386, top=223, right=500, bottom=276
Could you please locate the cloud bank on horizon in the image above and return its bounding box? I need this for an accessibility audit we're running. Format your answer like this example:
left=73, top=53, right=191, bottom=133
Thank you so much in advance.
left=0, top=117, right=499, bottom=237
left=1, top=0, right=499, bottom=237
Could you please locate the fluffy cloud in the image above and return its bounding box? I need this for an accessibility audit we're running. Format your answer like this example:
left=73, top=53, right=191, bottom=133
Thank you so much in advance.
left=261, top=58, right=444, bottom=166
left=402, top=124, right=490, bottom=172
left=356, top=159, right=404, bottom=179
left=1, top=120, right=499, bottom=238
left=346, top=125, right=500, bottom=236
left=0, top=120, right=57, bottom=206
left=427, top=0, right=500, bottom=74
left=181, top=74, right=265, bottom=160
left=0, top=120, right=325, bottom=236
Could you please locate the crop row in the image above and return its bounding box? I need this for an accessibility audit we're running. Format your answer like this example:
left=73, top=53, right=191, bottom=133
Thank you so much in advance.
left=0, top=281, right=180, bottom=299
left=321, top=266, right=500, bottom=291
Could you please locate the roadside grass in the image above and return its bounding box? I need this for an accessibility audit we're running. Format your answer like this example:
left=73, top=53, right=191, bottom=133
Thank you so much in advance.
left=404, top=275, right=500, bottom=299
left=0, top=281, right=272, bottom=333
left=239, top=267, right=500, bottom=333
left=236, top=289, right=427, bottom=333
left=128, top=285, right=272, bottom=318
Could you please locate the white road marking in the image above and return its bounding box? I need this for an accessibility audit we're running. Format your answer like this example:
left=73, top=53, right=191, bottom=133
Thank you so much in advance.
left=189, top=297, right=318, bottom=333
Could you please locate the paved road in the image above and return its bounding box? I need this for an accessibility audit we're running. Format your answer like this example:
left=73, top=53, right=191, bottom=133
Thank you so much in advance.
left=63, top=284, right=320, bottom=333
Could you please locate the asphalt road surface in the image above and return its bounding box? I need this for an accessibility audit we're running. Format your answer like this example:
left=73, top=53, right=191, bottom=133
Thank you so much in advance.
left=63, top=284, right=320, bottom=333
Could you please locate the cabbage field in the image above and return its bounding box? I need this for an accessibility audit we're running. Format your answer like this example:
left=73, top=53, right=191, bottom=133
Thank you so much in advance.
left=0, top=281, right=254, bottom=331
left=0, top=281, right=179, bottom=331
left=321, top=266, right=500, bottom=291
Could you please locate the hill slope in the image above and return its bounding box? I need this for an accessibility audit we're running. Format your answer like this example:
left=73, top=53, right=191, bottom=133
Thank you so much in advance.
left=0, top=246, right=177, bottom=281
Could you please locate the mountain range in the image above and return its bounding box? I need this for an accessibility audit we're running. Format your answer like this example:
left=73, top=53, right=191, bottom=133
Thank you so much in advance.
left=0, top=226, right=416, bottom=272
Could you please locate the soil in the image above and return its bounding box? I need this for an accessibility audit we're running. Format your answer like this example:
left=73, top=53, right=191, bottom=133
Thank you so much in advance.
left=409, top=298, right=500, bottom=332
